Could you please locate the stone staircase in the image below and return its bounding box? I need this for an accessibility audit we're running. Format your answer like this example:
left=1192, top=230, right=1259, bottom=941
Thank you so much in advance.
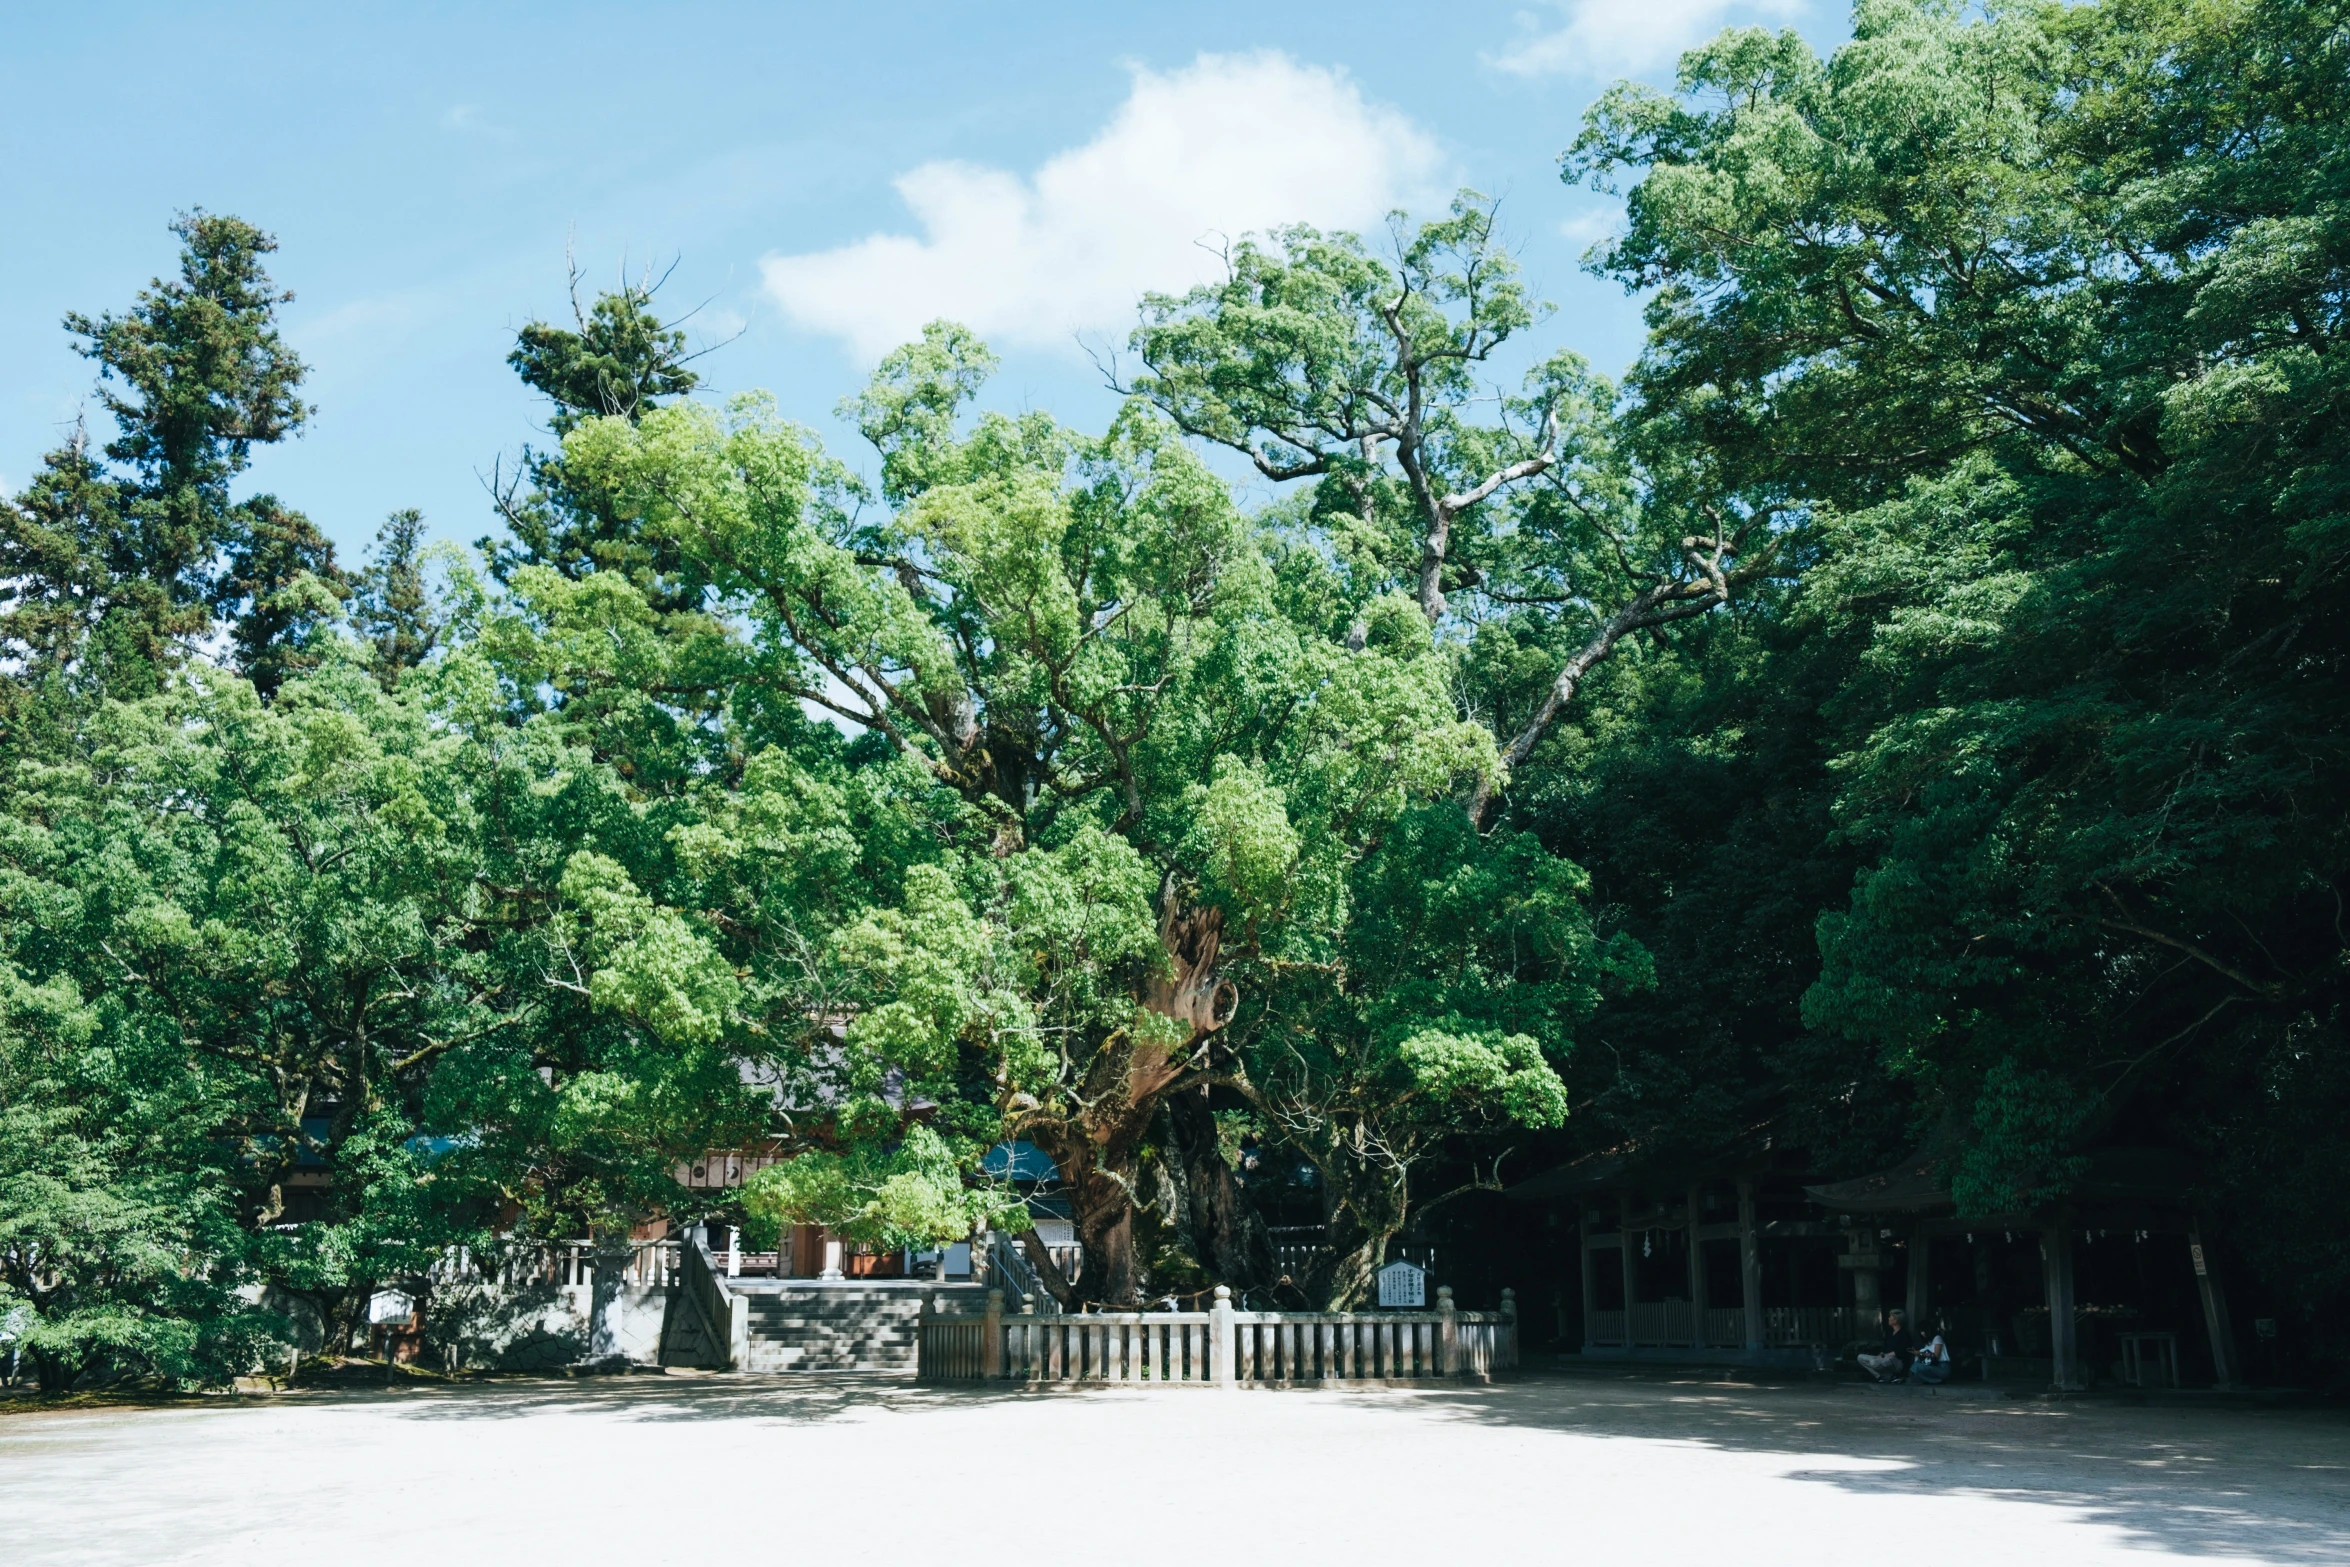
left=656, top=1277, right=991, bottom=1372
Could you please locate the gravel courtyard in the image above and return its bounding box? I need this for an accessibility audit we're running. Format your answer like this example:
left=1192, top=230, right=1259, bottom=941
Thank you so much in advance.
left=6, top=1370, right=2346, bottom=1565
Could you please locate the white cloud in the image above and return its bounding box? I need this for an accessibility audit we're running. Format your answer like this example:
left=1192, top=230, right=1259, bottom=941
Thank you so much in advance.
left=761, top=52, right=1445, bottom=362
left=1557, top=205, right=1622, bottom=247
left=1489, top=0, right=1808, bottom=79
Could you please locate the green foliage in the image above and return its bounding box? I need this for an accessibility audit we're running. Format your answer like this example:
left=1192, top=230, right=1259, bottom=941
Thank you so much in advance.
left=0, top=958, right=281, bottom=1390
left=483, top=269, right=710, bottom=615
left=510, top=272, right=700, bottom=436
left=351, top=509, right=446, bottom=691
left=1128, top=195, right=1573, bottom=622
left=520, top=305, right=1598, bottom=1301
left=1, top=214, right=326, bottom=705
left=1566, top=0, right=2350, bottom=1338
left=1229, top=803, right=1647, bottom=1299
left=740, top=1125, right=1023, bottom=1251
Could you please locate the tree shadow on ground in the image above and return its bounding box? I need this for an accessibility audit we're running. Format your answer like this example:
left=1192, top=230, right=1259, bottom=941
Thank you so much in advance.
left=306, top=1371, right=1038, bottom=1426
left=1386, top=1366, right=2350, bottom=1564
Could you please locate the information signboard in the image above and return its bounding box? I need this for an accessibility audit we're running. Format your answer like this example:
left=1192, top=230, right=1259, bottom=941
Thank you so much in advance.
left=1375, top=1259, right=1426, bottom=1308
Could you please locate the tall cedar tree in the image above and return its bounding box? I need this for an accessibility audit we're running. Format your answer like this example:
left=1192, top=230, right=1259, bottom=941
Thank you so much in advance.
left=0, top=212, right=334, bottom=705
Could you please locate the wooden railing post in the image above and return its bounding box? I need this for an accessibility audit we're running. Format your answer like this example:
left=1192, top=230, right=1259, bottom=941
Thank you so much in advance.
left=1212, top=1285, right=1235, bottom=1390
left=2188, top=1213, right=2241, bottom=1389
left=1578, top=1207, right=1598, bottom=1351
left=1619, top=1192, right=1641, bottom=1346
left=1438, top=1286, right=1459, bottom=1376
left=1737, top=1178, right=1764, bottom=1354
left=1686, top=1182, right=1708, bottom=1345
left=982, top=1289, right=1004, bottom=1379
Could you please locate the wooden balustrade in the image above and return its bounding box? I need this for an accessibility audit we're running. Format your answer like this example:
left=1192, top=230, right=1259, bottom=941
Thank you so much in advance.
left=678, top=1231, right=746, bottom=1369
left=427, top=1238, right=680, bottom=1289
left=920, top=1285, right=1518, bottom=1387
left=1586, top=1302, right=1861, bottom=1348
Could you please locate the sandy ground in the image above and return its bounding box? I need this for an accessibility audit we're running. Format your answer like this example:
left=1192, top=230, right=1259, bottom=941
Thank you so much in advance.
left=4, top=1369, right=2347, bottom=1566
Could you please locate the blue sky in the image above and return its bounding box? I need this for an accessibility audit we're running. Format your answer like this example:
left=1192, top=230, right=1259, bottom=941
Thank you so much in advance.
left=1, top=1, right=1844, bottom=562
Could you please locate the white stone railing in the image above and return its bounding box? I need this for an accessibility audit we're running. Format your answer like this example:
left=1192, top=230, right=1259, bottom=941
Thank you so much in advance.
left=920, top=1284, right=1517, bottom=1386
left=679, top=1231, right=748, bottom=1368
left=427, top=1238, right=679, bottom=1289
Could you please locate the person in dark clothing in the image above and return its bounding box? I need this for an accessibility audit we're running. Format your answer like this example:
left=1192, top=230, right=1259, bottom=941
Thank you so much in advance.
left=1858, top=1309, right=1917, bottom=1382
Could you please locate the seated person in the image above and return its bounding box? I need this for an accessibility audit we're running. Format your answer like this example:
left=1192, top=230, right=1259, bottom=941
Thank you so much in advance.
left=1910, top=1323, right=1954, bottom=1384
left=1857, top=1309, right=1917, bottom=1382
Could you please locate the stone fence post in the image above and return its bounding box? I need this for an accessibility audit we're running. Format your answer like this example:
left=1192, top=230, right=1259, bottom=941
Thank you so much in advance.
left=982, top=1288, right=1004, bottom=1379
left=1438, top=1286, right=1459, bottom=1376
left=1212, top=1284, right=1235, bottom=1390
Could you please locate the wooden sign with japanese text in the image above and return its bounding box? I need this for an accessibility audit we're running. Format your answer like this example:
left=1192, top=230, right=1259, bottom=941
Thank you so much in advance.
left=1376, top=1259, right=1426, bottom=1308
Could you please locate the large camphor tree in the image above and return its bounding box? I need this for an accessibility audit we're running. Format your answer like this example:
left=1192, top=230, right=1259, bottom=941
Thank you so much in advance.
left=549, top=318, right=1560, bottom=1304
left=489, top=196, right=1787, bottom=1307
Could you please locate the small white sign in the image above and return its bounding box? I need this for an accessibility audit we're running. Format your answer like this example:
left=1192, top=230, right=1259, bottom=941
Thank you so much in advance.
left=1375, top=1260, right=1426, bottom=1308
left=366, top=1289, right=415, bottom=1325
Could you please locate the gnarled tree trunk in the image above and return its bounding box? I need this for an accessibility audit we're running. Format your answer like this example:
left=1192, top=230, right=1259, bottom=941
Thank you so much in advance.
left=1165, top=1087, right=1277, bottom=1290
left=1021, top=886, right=1236, bottom=1306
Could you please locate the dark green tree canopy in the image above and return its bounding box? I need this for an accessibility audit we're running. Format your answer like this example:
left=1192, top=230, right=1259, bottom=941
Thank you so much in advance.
left=1563, top=0, right=2350, bottom=1262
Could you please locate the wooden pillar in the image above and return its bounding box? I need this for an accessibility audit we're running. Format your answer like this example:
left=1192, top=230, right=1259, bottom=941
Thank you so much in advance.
left=1686, top=1182, right=1708, bottom=1346
left=981, top=1288, right=1004, bottom=1379
left=2043, top=1220, right=2081, bottom=1391
left=1619, top=1193, right=1641, bottom=1346
left=1848, top=1226, right=1882, bottom=1329
left=1907, top=1223, right=1930, bottom=1329
left=1737, top=1178, right=1764, bottom=1352
left=2188, top=1213, right=2241, bottom=1389
left=1578, top=1208, right=1598, bottom=1349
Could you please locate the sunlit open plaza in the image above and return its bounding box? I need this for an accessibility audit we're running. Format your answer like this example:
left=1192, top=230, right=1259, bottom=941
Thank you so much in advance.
left=9, top=1372, right=2347, bottom=1567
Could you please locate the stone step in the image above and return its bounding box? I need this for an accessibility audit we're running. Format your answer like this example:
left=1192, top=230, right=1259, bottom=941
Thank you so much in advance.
left=662, top=1283, right=953, bottom=1372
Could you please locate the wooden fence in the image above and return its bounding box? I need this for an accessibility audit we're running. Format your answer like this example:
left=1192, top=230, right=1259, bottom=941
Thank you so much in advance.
left=920, top=1284, right=1517, bottom=1387
left=1586, top=1303, right=1864, bottom=1349
left=1260, top=1227, right=1442, bottom=1289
